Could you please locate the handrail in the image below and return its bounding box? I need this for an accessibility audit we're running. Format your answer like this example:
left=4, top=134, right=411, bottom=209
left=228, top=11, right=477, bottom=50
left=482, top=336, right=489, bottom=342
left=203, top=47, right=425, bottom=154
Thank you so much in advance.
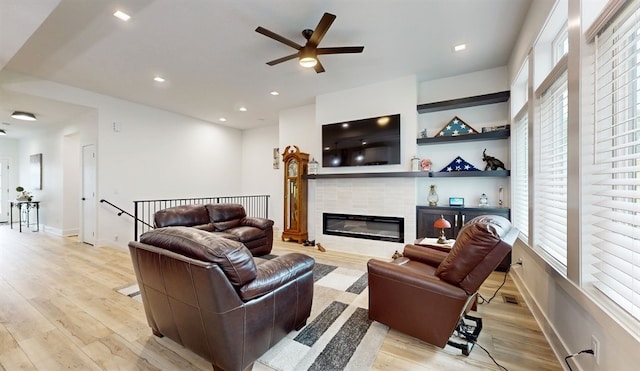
left=100, top=199, right=154, bottom=229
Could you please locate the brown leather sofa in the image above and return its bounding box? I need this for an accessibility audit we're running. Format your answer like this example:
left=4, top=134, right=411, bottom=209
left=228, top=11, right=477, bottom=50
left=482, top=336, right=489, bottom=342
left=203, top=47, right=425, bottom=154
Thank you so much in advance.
left=153, top=203, right=274, bottom=256
left=128, top=226, right=314, bottom=371
left=367, top=215, right=518, bottom=354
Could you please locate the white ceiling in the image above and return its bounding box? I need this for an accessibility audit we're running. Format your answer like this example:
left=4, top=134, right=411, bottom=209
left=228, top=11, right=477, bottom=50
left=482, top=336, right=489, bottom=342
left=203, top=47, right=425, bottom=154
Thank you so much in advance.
left=0, top=0, right=532, bottom=138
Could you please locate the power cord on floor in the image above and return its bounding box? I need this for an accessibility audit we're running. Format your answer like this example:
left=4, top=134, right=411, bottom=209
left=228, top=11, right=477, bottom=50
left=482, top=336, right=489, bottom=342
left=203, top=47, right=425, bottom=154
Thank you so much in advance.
left=473, top=341, right=509, bottom=371
left=453, top=321, right=508, bottom=370
left=564, top=349, right=594, bottom=370
left=478, top=264, right=511, bottom=304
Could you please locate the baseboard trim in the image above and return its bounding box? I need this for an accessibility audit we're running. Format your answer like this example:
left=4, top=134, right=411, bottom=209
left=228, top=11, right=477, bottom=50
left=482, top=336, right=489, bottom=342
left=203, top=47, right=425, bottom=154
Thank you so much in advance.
left=510, top=269, right=569, bottom=367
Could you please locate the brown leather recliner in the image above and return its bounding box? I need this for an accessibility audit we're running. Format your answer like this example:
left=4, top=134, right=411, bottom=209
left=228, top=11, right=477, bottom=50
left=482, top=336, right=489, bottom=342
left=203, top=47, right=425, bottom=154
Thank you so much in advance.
left=153, top=203, right=274, bottom=256
left=128, top=227, right=314, bottom=371
left=367, top=215, right=518, bottom=355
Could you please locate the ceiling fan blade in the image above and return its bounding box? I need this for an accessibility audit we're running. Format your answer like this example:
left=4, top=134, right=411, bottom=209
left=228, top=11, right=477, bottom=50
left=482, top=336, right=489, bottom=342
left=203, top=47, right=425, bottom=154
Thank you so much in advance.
left=317, top=46, right=364, bottom=55
left=308, top=12, right=336, bottom=46
left=314, top=59, right=325, bottom=73
left=255, top=26, right=302, bottom=50
left=266, top=53, right=300, bottom=66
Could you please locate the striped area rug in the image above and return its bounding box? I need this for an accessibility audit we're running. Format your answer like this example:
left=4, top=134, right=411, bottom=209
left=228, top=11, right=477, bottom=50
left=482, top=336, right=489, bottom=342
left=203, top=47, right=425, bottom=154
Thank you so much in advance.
left=116, top=262, right=388, bottom=370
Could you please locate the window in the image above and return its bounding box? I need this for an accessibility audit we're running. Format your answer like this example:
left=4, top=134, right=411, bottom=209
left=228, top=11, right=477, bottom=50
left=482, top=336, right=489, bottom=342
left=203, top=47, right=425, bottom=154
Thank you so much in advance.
left=512, top=112, right=529, bottom=239
left=553, top=24, right=569, bottom=62
left=587, top=0, right=640, bottom=321
left=534, top=63, right=568, bottom=267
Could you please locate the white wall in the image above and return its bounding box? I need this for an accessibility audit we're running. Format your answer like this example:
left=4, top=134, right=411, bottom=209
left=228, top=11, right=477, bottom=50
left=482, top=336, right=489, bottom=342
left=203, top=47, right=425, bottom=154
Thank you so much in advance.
left=506, top=1, right=640, bottom=370
left=2, top=71, right=244, bottom=248
left=241, top=124, right=280, bottom=230
left=0, top=137, right=20, bottom=222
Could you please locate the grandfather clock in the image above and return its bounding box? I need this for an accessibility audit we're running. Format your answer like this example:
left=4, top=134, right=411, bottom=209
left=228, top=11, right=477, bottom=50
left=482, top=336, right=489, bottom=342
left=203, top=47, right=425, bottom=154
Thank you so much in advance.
left=282, top=145, right=309, bottom=243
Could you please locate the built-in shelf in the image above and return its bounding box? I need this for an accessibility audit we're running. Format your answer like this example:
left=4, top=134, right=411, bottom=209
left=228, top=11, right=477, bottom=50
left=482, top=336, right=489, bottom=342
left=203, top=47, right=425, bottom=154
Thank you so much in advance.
left=417, top=129, right=510, bottom=145
left=416, top=91, right=510, bottom=113
left=304, top=170, right=509, bottom=179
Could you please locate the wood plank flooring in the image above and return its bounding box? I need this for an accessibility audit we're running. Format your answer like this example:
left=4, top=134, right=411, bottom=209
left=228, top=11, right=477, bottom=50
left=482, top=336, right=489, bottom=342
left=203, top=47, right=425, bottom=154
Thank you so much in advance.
left=0, top=226, right=561, bottom=370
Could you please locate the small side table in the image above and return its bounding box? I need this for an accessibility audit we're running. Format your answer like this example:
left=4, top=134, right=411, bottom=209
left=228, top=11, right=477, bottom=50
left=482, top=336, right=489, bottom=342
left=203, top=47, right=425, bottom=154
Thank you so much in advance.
left=10, top=201, right=40, bottom=232
left=413, top=237, right=455, bottom=252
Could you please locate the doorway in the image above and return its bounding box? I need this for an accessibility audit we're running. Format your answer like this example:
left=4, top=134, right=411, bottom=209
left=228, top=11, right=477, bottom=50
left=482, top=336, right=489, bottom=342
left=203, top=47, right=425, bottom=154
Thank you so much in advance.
left=0, top=158, right=9, bottom=223
left=81, top=145, right=96, bottom=245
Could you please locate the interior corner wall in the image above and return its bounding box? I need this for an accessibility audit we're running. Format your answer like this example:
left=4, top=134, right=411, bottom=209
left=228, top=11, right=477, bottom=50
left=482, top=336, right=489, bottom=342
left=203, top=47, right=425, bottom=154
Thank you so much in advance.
left=417, top=66, right=509, bottom=104
left=241, top=124, right=280, bottom=231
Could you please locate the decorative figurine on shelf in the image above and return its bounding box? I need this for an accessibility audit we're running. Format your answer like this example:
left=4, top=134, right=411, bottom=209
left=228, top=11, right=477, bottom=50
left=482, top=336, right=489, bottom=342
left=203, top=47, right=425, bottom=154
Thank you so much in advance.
left=421, top=158, right=432, bottom=171
left=482, top=149, right=506, bottom=171
left=479, top=193, right=489, bottom=207
left=499, top=186, right=504, bottom=207
left=427, top=184, right=439, bottom=206
left=410, top=155, right=421, bottom=171
left=420, top=129, right=428, bottom=138
left=308, top=157, right=319, bottom=175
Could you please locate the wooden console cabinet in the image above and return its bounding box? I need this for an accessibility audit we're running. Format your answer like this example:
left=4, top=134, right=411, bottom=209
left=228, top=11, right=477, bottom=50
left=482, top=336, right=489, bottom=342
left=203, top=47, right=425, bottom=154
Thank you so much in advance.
left=416, top=206, right=511, bottom=271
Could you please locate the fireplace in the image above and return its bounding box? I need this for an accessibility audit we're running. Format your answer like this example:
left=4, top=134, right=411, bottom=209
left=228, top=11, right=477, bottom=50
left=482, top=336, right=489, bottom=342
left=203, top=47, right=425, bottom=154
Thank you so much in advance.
left=323, top=213, right=404, bottom=243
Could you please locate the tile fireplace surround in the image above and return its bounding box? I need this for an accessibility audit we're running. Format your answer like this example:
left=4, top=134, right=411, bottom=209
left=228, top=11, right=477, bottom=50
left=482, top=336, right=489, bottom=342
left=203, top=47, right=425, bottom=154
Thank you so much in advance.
left=309, top=177, right=416, bottom=258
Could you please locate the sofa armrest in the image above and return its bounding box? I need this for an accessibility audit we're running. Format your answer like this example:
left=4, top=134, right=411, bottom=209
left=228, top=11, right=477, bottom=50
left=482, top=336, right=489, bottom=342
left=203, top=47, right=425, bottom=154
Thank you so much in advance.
left=402, top=244, right=450, bottom=268
left=239, top=253, right=314, bottom=301
left=241, top=216, right=274, bottom=230
left=367, top=259, right=466, bottom=300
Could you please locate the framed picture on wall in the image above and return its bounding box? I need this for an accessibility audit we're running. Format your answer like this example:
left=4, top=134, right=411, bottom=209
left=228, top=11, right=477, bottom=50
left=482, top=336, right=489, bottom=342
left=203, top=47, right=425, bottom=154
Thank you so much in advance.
left=30, top=153, right=42, bottom=190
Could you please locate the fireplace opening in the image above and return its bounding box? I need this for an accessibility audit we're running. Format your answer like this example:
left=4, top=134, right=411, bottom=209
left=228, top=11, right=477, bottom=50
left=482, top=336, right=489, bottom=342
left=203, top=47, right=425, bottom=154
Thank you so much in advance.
left=323, top=213, right=404, bottom=243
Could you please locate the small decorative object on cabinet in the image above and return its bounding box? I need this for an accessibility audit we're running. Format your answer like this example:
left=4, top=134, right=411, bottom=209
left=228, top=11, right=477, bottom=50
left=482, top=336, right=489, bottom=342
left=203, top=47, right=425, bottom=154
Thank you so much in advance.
left=479, top=193, right=489, bottom=207
left=427, top=184, right=439, bottom=206
left=282, top=145, right=309, bottom=243
left=433, top=215, right=451, bottom=244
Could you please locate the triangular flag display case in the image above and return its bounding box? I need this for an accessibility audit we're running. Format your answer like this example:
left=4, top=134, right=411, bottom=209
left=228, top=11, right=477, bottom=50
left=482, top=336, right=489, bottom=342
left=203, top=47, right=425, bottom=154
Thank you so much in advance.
left=439, top=156, right=481, bottom=172
left=433, top=116, right=479, bottom=137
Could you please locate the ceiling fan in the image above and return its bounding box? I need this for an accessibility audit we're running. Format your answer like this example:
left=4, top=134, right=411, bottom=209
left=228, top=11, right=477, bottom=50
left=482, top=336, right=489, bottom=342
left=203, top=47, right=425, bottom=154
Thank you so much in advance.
left=255, top=12, right=364, bottom=73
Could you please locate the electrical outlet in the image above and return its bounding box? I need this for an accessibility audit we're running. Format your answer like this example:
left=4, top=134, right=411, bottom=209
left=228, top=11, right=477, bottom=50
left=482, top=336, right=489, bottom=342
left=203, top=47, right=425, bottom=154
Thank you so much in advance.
left=591, top=335, right=600, bottom=365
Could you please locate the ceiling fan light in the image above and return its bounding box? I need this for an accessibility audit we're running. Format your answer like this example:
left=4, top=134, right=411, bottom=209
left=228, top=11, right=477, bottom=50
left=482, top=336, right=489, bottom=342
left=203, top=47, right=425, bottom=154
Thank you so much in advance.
left=11, top=111, right=37, bottom=121
left=299, top=56, right=317, bottom=68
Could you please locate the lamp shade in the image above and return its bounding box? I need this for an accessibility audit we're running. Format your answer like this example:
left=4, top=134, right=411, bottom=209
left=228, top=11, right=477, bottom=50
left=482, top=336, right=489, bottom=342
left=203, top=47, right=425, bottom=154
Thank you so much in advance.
left=433, top=215, right=451, bottom=229
left=11, top=111, right=37, bottom=121
left=299, top=46, right=317, bottom=68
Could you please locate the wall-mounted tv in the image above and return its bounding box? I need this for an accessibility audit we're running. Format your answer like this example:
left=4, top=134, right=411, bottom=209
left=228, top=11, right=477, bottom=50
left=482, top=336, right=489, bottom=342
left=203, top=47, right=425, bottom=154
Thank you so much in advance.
left=322, top=113, right=401, bottom=167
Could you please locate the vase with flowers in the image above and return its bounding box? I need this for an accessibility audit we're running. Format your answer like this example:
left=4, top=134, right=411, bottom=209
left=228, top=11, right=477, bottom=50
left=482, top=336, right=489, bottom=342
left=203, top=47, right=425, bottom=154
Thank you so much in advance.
left=16, top=186, right=33, bottom=201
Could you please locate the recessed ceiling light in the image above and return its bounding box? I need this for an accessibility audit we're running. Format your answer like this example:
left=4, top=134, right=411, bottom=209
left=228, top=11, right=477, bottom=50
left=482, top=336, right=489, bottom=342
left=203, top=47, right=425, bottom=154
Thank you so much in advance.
left=219, top=117, right=227, bottom=122
left=454, top=44, right=467, bottom=52
left=11, top=111, right=37, bottom=121
left=270, top=91, right=279, bottom=96
left=153, top=76, right=166, bottom=82
left=113, top=10, right=131, bottom=21
left=239, top=107, right=247, bottom=112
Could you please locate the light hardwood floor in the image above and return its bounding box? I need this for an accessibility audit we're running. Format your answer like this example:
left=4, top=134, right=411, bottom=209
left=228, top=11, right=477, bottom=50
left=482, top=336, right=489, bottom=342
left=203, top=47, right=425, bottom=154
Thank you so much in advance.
left=0, top=225, right=561, bottom=370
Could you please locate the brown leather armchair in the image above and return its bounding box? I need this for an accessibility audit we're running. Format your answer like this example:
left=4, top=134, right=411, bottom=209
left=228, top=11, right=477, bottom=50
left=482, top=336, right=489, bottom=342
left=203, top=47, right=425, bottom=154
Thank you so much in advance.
left=128, top=226, right=314, bottom=371
left=367, top=215, right=518, bottom=355
left=153, top=203, right=274, bottom=256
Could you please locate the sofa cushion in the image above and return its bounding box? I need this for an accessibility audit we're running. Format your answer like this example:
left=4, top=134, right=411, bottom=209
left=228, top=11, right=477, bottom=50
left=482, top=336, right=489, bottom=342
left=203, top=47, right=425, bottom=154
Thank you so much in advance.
left=206, top=204, right=246, bottom=231
left=154, top=204, right=210, bottom=228
left=435, top=215, right=511, bottom=287
left=140, top=226, right=257, bottom=286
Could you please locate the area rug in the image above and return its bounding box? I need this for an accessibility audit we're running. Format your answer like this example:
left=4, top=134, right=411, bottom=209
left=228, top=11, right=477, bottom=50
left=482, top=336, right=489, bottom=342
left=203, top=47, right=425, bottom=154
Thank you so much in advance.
left=115, top=262, right=388, bottom=370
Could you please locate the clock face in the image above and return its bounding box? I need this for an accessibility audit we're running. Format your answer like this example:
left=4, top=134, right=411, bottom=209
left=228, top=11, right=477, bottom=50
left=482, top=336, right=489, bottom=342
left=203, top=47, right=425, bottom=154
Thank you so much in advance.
left=288, top=159, right=298, bottom=177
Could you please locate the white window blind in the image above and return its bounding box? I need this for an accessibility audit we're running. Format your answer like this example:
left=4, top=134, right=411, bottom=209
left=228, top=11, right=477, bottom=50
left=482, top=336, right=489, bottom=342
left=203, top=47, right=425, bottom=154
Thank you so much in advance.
left=513, top=112, right=529, bottom=239
left=535, top=69, right=568, bottom=266
left=589, top=0, right=640, bottom=321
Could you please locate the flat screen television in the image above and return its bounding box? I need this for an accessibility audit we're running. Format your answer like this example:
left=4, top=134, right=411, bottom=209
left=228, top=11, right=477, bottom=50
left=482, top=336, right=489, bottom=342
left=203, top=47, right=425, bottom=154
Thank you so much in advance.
left=322, top=113, right=401, bottom=167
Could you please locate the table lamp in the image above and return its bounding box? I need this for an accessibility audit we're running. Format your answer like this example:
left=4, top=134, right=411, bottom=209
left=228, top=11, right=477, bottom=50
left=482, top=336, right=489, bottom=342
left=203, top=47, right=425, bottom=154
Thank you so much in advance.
left=434, top=215, right=451, bottom=244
